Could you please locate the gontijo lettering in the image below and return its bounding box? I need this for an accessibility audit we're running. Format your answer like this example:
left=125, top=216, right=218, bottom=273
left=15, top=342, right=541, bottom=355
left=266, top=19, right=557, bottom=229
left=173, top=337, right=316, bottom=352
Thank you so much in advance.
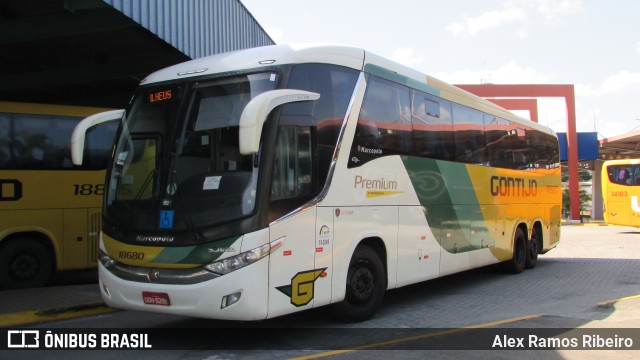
left=490, top=176, right=538, bottom=197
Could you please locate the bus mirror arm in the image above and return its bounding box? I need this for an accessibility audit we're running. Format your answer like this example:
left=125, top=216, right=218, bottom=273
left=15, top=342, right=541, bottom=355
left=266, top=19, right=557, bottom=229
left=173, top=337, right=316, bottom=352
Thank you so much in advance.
left=71, top=109, right=124, bottom=166
left=239, top=89, right=320, bottom=155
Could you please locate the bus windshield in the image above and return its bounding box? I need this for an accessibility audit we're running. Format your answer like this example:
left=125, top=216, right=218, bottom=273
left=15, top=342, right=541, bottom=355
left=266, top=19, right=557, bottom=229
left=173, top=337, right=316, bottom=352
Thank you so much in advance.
left=105, top=72, right=278, bottom=234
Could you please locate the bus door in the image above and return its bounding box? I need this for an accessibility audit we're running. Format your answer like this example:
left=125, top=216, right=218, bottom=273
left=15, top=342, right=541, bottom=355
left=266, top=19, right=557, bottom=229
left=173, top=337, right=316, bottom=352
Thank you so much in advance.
left=61, top=207, right=100, bottom=269
left=267, top=125, right=320, bottom=318
left=63, top=208, right=88, bottom=269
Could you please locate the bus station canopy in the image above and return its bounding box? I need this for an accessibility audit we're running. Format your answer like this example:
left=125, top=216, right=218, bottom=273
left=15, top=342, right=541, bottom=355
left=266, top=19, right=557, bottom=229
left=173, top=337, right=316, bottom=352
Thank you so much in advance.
left=599, top=131, right=640, bottom=160
left=0, top=0, right=273, bottom=108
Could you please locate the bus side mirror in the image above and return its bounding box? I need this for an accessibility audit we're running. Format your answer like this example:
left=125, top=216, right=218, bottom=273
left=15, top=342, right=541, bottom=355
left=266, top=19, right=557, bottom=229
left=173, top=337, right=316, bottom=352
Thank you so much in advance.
left=71, top=109, right=124, bottom=166
left=239, top=89, right=320, bottom=155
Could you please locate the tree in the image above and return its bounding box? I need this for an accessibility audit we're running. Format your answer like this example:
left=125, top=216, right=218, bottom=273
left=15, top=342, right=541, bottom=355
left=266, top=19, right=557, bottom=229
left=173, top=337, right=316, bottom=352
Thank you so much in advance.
left=562, top=187, right=592, bottom=217
left=561, top=167, right=592, bottom=182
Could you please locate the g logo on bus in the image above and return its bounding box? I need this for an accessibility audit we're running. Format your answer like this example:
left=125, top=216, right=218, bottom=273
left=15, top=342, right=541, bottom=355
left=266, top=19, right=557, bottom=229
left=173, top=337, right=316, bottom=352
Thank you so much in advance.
left=0, top=179, right=22, bottom=201
left=276, top=268, right=327, bottom=307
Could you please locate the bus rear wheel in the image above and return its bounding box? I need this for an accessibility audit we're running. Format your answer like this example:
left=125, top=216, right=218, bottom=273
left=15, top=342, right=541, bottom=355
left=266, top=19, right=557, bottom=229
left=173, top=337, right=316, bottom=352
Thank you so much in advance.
left=331, top=245, right=386, bottom=322
left=525, top=227, right=540, bottom=269
left=501, top=228, right=526, bottom=274
left=0, top=238, right=53, bottom=290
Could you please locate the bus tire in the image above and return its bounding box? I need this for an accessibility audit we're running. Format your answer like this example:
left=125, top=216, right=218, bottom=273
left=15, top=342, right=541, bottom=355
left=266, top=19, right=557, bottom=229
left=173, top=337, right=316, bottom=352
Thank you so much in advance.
left=0, top=238, right=53, bottom=290
left=331, top=245, right=386, bottom=322
left=501, top=228, right=526, bottom=274
left=525, top=227, right=540, bottom=269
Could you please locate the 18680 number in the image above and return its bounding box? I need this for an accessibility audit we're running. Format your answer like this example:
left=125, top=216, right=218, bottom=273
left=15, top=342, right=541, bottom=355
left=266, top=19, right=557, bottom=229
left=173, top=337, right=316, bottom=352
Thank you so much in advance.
left=119, top=251, right=145, bottom=260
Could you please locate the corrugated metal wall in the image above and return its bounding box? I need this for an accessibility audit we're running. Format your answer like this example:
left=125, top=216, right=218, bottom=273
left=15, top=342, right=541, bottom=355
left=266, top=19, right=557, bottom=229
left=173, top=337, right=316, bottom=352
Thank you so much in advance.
left=102, top=0, right=275, bottom=59
left=557, top=132, right=600, bottom=161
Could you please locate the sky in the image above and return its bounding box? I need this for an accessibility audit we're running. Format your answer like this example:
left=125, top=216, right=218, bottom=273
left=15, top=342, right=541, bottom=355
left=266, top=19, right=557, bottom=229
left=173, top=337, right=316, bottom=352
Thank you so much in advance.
left=240, top=0, right=640, bottom=139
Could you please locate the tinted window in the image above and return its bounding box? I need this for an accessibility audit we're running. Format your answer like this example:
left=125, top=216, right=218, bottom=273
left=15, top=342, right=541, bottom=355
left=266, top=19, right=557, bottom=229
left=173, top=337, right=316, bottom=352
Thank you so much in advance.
left=411, top=91, right=454, bottom=161
left=0, top=113, right=82, bottom=170
left=607, top=165, right=640, bottom=186
left=0, top=114, right=10, bottom=168
left=271, top=126, right=313, bottom=200
left=283, top=64, right=358, bottom=184
left=484, top=115, right=511, bottom=168
left=84, top=121, right=118, bottom=170
left=268, top=126, right=314, bottom=221
left=341, top=75, right=558, bottom=172
left=349, top=76, right=412, bottom=167
left=452, top=103, right=487, bottom=164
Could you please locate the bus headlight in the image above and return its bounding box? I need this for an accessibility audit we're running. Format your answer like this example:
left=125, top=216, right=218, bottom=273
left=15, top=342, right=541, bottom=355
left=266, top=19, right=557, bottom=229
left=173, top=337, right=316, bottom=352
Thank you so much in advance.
left=98, top=249, right=116, bottom=268
left=204, top=237, right=284, bottom=275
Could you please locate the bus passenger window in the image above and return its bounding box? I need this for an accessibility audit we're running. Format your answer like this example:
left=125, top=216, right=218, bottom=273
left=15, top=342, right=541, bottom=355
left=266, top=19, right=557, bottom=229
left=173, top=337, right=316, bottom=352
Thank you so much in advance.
left=608, top=165, right=635, bottom=186
left=283, top=63, right=359, bottom=189
left=484, top=115, right=510, bottom=168
left=349, top=76, right=411, bottom=168
left=451, top=103, right=487, bottom=165
left=411, top=92, right=454, bottom=161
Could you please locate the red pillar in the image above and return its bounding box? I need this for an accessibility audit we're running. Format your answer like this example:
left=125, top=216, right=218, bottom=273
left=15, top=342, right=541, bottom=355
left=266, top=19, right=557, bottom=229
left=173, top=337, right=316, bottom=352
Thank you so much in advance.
left=564, top=87, right=580, bottom=222
left=456, top=84, right=580, bottom=221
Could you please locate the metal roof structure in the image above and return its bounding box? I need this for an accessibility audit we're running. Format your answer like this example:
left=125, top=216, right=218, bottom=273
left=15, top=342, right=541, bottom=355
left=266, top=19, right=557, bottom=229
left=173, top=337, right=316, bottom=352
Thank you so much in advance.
left=599, top=131, right=640, bottom=160
left=0, top=0, right=274, bottom=108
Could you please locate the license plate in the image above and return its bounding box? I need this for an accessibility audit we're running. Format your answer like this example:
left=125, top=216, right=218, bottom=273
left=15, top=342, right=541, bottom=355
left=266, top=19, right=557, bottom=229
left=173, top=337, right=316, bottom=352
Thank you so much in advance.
left=142, top=291, right=171, bottom=306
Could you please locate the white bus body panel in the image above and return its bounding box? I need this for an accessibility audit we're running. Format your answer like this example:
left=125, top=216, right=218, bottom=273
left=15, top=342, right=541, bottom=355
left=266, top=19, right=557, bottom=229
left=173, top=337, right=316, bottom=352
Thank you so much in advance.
left=143, top=44, right=365, bottom=85
left=99, top=256, right=270, bottom=321
left=396, top=206, right=442, bottom=287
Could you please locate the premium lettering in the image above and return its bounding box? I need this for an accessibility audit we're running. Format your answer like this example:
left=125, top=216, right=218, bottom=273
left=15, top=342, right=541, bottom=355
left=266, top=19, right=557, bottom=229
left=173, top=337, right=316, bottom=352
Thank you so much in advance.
left=490, top=176, right=538, bottom=197
left=354, top=175, right=397, bottom=190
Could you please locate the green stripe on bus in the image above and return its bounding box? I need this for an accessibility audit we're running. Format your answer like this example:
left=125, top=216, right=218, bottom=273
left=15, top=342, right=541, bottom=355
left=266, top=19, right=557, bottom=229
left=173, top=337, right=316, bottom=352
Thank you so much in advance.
left=401, top=156, right=490, bottom=253
left=150, top=236, right=241, bottom=265
left=364, top=64, right=440, bottom=96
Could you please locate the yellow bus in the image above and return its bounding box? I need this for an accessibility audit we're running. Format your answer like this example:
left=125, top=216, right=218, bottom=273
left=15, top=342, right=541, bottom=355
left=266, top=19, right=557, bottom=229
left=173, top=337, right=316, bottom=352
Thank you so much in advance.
left=602, top=159, right=640, bottom=227
left=0, top=102, right=118, bottom=289
left=73, top=45, right=562, bottom=321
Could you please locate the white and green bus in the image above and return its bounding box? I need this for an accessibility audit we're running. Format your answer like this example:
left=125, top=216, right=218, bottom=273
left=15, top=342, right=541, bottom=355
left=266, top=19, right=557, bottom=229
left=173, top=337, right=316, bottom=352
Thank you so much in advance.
left=73, top=45, right=562, bottom=322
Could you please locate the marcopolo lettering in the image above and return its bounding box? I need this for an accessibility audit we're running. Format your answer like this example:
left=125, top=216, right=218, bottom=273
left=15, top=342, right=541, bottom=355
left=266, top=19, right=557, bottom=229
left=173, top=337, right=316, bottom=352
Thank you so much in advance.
left=136, top=235, right=175, bottom=243
left=357, top=145, right=382, bottom=155
left=490, top=176, right=538, bottom=197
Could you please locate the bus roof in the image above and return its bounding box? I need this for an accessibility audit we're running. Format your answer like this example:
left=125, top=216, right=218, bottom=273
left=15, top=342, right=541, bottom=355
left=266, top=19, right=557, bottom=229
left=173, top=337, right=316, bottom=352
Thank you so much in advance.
left=142, top=44, right=554, bottom=136
left=603, top=159, right=640, bottom=166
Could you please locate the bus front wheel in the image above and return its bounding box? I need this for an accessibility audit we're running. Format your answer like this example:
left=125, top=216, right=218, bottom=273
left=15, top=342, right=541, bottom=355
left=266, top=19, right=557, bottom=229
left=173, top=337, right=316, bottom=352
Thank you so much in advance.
left=331, top=245, right=386, bottom=322
left=0, top=238, right=53, bottom=290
